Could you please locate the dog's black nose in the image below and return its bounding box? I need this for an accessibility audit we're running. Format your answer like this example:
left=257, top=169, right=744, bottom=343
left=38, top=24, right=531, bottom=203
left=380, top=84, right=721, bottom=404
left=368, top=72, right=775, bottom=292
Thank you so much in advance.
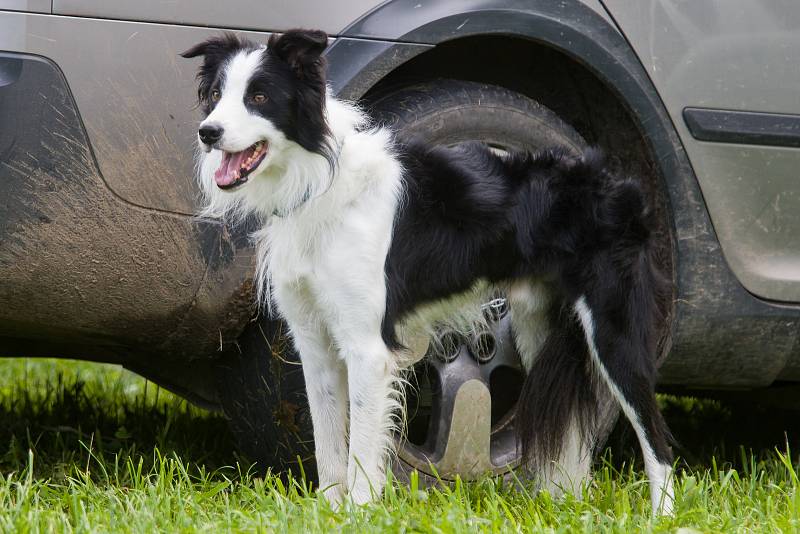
left=198, top=124, right=223, bottom=145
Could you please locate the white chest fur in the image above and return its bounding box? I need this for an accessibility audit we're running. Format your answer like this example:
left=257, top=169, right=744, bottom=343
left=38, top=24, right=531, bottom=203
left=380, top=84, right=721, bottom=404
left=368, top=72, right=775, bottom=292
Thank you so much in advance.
left=255, top=125, right=404, bottom=349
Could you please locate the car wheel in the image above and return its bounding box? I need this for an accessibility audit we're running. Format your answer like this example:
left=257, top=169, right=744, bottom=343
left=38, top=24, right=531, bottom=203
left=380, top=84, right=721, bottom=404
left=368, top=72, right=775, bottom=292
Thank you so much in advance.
left=367, top=79, right=619, bottom=482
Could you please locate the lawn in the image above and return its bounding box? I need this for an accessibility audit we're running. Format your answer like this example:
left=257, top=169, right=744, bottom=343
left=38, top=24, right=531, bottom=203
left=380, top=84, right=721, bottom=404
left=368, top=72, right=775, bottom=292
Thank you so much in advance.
left=0, top=358, right=799, bottom=532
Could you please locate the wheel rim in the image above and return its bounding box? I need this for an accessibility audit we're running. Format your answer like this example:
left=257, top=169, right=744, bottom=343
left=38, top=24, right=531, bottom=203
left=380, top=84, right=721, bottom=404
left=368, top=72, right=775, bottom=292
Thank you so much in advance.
left=396, top=298, right=526, bottom=480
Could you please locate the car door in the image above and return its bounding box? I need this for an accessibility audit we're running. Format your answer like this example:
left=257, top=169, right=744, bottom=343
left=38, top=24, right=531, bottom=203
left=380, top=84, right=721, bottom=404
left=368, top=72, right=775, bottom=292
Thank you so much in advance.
left=1, top=1, right=384, bottom=214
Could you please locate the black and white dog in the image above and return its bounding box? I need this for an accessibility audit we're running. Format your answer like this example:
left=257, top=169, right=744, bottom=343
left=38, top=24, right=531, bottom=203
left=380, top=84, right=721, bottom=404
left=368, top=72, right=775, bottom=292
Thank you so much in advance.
left=182, top=30, right=675, bottom=513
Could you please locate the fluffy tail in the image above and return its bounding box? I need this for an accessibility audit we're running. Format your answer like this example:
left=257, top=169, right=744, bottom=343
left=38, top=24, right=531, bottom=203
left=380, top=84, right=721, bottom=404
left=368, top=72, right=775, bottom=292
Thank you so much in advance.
left=514, top=147, right=673, bottom=492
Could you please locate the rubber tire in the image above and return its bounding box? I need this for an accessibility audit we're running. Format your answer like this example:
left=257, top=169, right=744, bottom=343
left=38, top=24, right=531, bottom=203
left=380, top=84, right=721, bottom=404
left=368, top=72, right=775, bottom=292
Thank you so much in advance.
left=366, top=79, right=585, bottom=154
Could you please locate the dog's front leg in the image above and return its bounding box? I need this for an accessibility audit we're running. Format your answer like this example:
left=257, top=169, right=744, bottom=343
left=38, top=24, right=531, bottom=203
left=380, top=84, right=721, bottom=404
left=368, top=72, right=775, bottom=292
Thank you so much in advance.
left=298, top=339, right=349, bottom=505
left=275, top=286, right=349, bottom=505
left=340, top=337, right=398, bottom=504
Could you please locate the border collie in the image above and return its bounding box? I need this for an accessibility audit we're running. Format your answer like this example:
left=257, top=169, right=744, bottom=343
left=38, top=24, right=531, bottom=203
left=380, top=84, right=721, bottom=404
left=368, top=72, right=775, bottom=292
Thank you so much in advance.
left=182, top=29, right=675, bottom=513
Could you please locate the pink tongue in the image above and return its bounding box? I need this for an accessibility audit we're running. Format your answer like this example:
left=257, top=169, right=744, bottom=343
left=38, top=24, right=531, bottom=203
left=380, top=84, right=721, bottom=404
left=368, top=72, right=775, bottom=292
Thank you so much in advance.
left=214, top=149, right=251, bottom=187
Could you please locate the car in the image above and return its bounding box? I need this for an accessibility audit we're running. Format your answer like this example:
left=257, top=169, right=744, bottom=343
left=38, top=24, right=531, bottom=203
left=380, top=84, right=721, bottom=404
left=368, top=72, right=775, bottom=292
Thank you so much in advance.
left=1, top=0, right=799, bottom=483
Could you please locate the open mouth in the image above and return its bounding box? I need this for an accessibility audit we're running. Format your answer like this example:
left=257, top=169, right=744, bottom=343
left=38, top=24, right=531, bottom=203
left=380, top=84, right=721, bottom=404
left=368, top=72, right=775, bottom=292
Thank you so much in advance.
left=214, top=141, right=268, bottom=189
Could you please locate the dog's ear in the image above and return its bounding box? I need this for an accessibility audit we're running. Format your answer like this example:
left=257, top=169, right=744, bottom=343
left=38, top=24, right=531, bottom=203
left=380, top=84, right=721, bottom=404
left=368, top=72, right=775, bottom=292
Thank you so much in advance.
left=181, top=33, right=243, bottom=108
left=267, top=29, right=328, bottom=79
left=180, top=32, right=242, bottom=59
left=267, top=29, right=333, bottom=164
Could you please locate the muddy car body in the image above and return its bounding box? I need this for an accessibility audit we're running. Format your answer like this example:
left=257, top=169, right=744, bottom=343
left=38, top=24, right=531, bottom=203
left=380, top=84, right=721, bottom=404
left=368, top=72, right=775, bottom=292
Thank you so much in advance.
left=1, top=0, right=799, bottom=476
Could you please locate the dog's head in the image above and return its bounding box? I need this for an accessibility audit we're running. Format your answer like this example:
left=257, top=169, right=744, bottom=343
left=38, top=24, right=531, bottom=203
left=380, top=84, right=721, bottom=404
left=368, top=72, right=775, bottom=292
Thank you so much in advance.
left=182, top=30, right=332, bottom=194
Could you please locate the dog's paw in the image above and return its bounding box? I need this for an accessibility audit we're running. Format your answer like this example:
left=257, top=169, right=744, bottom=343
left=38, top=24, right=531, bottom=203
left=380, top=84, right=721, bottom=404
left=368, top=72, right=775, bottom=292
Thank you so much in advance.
left=347, top=484, right=379, bottom=506
left=319, top=483, right=346, bottom=509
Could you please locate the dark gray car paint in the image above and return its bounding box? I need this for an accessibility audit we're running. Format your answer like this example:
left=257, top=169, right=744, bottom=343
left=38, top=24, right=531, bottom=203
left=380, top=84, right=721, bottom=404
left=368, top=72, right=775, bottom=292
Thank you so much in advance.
left=601, top=0, right=800, bottom=304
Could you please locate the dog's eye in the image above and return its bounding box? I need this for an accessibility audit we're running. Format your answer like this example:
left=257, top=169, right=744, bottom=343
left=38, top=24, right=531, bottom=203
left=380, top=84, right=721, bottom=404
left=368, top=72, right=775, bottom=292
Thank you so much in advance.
left=210, top=90, right=221, bottom=102
left=252, top=93, right=267, bottom=104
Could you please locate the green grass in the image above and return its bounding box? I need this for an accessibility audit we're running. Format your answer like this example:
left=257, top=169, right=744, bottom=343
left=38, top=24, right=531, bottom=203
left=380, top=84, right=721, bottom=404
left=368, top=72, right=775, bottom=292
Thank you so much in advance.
left=0, top=359, right=799, bottom=532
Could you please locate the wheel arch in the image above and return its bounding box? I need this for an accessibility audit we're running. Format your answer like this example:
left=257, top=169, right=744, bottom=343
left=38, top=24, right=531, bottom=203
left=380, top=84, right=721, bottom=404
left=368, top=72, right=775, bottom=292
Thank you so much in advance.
left=327, top=1, right=684, bottom=363
left=325, top=0, right=800, bottom=389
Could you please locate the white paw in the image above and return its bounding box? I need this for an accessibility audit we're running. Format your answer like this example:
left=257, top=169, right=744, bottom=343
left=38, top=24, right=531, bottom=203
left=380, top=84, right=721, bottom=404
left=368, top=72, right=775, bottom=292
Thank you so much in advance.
left=347, top=485, right=377, bottom=506
left=319, top=483, right=346, bottom=509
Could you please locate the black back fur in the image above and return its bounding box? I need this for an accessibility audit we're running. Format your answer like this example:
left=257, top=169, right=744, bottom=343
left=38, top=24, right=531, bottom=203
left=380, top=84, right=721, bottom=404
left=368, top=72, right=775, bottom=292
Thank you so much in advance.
left=382, top=142, right=672, bottom=466
left=382, top=143, right=658, bottom=346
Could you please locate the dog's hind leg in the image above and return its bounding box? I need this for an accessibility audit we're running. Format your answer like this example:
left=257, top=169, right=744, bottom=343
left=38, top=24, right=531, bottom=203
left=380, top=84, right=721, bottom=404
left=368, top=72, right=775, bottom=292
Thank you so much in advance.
left=507, top=280, right=551, bottom=372
left=573, top=295, right=674, bottom=515
left=510, top=282, right=594, bottom=497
